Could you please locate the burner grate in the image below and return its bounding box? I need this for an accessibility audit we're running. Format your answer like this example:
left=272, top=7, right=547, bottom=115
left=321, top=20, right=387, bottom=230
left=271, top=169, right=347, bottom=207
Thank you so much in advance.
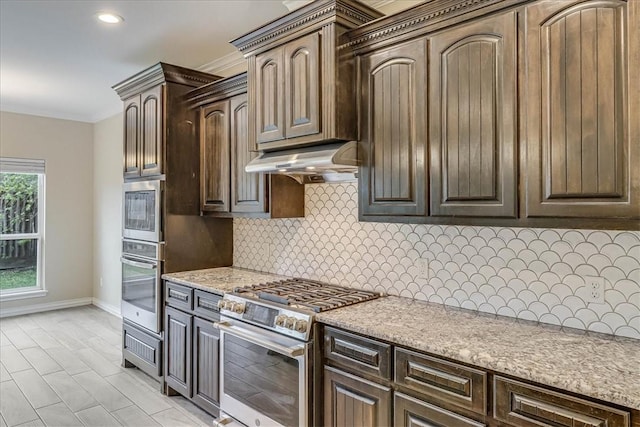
left=234, top=278, right=380, bottom=312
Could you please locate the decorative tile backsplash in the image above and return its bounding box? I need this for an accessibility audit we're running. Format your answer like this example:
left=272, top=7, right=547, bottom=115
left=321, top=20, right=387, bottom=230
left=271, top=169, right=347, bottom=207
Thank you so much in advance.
left=234, top=183, right=640, bottom=338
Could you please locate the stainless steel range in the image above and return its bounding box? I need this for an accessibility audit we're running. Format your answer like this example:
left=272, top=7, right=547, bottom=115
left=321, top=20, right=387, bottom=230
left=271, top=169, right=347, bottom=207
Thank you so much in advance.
left=213, top=279, right=380, bottom=427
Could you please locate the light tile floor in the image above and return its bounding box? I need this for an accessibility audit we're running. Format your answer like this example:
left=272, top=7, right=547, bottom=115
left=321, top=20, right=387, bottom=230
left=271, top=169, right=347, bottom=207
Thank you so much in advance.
left=0, top=306, right=215, bottom=427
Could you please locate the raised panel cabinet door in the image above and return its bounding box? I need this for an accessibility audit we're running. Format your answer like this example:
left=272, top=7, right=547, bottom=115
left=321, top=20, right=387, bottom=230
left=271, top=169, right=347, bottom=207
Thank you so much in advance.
left=164, top=306, right=192, bottom=398
left=123, top=95, right=141, bottom=179
left=359, top=38, right=429, bottom=219
left=192, top=317, right=220, bottom=414
left=430, top=11, right=518, bottom=218
left=255, top=48, right=286, bottom=144
left=140, top=85, right=164, bottom=177
left=324, top=366, right=391, bottom=427
left=200, top=100, right=230, bottom=213
left=284, top=32, right=321, bottom=139
left=230, top=94, right=267, bottom=213
left=524, top=0, right=639, bottom=218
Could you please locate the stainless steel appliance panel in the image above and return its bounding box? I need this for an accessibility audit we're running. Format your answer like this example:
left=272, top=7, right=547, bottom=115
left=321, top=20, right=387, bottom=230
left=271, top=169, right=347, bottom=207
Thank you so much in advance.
left=216, top=316, right=311, bottom=427
left=123, top=180, right=162, bottom=242
left=121, top=254, right=162, bottom=333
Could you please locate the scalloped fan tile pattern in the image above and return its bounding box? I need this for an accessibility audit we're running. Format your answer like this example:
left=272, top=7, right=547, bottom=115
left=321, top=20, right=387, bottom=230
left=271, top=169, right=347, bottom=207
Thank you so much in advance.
left=233, top=183, right=640, bottom=338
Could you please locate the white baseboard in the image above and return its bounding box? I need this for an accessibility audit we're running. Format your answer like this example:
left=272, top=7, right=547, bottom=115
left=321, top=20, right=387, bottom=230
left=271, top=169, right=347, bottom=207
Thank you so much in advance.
left=0, top=297, right=93, bottom=318
left=92, top=298, right=122, bottom=318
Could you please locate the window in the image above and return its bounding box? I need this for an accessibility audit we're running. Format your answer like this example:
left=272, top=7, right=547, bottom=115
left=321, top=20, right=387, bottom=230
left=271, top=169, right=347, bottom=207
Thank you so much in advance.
left=0, top=158, right=46, bottom=300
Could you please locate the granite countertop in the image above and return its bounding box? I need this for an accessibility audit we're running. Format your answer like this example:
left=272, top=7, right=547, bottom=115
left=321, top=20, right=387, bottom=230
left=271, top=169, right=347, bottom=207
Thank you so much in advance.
left=162, top=267, right=289, bottom=295
left=316, top=296, right=640, bottom=410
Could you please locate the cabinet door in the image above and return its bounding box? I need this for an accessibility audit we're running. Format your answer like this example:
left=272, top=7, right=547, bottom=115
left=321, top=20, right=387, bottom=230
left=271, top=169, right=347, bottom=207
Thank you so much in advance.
left=359, top=38, right=428, bottom=219
left=192, top=317, right=220, bottom=415
left=255, top=48, right=285, bottom=144
left=164, top=306, right=192, bottom=397
left=524, top=0, right=639, bottom=218
left=123, top=95, right=141, bottom=179
left=140, top=85, right=163, bottom=177
left=200, top=100, right=230, bottom=213
left=430, top=12, right=517, bottom=218
left=324, top=366, right=391, bottom=427
left=230, top=94, right=267, bottom=213
left=284, top=32, right=321, bottom=139
left=394, top=392, right=485, bottom=427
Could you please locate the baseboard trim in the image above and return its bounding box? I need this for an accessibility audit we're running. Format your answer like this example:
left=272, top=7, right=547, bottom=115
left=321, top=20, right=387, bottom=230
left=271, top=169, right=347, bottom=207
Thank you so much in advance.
left=92, top=298, right=122, bottom=318
left=0, top=297, right=93, bottom=318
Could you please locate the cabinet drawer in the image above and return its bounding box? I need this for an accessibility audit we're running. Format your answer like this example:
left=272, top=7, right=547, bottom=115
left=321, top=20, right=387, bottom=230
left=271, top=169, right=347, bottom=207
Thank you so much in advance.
left=494, top=377, right=630, bottom=427
left=395, top=348, right=487, bottom=415
left=123, top=321, right=162, bottom=377
left=394, top=392, right=485, bottom=427
left=324, top=327, right=391, bottom=380
left=193, top=290, right=221, bottom=321
left=165, top=282, right=193, bottom=311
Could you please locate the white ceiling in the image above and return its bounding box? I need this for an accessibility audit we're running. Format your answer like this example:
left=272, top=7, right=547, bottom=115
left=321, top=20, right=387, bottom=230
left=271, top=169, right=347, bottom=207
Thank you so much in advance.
left=0, top=0, right=421, bottom=124
left=0, top=0, right=291, bottom=123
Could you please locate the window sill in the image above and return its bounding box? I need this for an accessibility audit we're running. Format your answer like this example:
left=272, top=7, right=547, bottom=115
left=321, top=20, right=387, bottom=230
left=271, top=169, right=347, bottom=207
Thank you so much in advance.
left=0, top=289, right=48, bottom=302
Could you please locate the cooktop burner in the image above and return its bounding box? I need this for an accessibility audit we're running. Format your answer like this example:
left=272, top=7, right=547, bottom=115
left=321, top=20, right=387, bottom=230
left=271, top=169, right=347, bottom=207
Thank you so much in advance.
left=233, top=278, right=380, bottom=312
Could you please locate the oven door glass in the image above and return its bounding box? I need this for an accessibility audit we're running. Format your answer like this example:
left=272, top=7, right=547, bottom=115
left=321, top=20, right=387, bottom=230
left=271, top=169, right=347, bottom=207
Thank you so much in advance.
left=121, top=256, right=160, bottom=333
left=221, top=322, right=307, bottom=427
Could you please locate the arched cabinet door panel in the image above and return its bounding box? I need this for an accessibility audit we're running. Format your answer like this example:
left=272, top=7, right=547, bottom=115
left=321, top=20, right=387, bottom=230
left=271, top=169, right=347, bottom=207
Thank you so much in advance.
left=523, top=0, right=639, bottom=219
left=359, top=38, right=428, bottom=219
left=429, top=11, right=518, bottom=218
left=200, top=100, right=230, bottom=213
left=123, top=96, right=141, bottom=179
left=140, top=85, right=164, bottom=177
left=255, top=49, right=285, bottom=144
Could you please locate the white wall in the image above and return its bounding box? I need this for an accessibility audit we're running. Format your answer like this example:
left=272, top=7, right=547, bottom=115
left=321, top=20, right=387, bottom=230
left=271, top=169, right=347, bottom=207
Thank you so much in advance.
left=92, top=113, right=123, bottom=315
left=0, top=111, right=94, bottom=313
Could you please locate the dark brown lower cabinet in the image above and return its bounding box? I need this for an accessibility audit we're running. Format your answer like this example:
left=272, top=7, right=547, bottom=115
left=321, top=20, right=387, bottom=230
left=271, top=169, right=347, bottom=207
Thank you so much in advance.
left=164, top=286, right=221, bottom=417
left=324, top=365, right=391, bottom=427
left=164, top=306, right=192, bottom=397
left=191, top=317, right=220, bottom=414
left=394, top=392, right=485, bottom=427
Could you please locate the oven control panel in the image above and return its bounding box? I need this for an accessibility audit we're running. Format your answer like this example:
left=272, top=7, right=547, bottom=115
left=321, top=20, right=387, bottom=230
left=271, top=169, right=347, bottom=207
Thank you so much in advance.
left=218, top=294, right=313, bottom=340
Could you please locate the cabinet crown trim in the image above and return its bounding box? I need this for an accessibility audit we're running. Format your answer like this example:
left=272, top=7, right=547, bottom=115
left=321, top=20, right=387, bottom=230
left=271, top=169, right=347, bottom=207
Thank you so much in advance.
left=230, top=0, right=382, bottom=56
left=113, top=62, right=222, bottom=100
left=344, top=0, right=528, bottom=51
left=186, top=72, right=248, bottom=108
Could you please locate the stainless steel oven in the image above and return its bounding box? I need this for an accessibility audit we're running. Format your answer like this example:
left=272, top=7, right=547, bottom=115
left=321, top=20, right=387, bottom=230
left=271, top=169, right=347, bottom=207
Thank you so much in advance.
left=121, top=239, right=163, bottom=334
left=123, top=180, right=162, bottom=242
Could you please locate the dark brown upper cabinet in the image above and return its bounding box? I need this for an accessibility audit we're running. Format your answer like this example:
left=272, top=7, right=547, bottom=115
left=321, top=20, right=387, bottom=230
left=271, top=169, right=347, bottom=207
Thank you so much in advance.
left=359, top=38, right=429, bottom=219
left=113, top=63, right=220, bottom=182
left=346, top=0, right=638, bottom=229
left=522, top=0, right=639, bottom=220
left=187, top=73, right=304, bottom=218
left=429, top=10, right=518, bottom=218
left=231, top=0, right=383, bottom=152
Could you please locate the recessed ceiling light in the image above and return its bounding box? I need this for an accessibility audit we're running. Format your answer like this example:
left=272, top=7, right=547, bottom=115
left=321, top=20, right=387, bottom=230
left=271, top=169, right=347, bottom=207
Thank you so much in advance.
left=96, top=12, right=124, bottom=24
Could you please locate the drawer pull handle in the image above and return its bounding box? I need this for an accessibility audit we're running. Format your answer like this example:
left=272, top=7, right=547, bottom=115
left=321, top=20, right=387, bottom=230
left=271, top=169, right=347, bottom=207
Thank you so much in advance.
left=168, top=289, right=189, bottom=302
left=198, top=299, right=218, bottom=311
left=513, top=394, right=604, bottom=427
left=407, top=361, right=471, bottom=397
left=333, top=338, right=379, bottom=366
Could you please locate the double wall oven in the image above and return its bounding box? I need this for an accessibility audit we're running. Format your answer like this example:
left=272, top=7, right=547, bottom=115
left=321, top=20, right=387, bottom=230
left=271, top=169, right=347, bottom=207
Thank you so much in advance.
left=213, top=279, right=380, bottom=427
left=121, top=180, right=163, bottom=334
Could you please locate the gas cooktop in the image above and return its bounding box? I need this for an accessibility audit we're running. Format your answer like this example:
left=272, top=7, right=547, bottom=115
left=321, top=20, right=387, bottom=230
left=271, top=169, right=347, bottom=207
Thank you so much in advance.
left=233, top=278, right=381, bottom=312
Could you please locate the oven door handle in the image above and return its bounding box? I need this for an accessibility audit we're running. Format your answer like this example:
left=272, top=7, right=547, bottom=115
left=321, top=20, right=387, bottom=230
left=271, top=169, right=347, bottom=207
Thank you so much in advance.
left=120, top=257, right=157, bottom=270
left=214, top=321, right=305, bottom=358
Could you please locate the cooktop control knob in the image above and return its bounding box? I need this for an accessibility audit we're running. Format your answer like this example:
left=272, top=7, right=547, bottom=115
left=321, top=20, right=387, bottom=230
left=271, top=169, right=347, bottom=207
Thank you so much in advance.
left=275, top=315, right=287, bottom=327
left=294, top=320, right=308, bottom=333
left=217, top=300, right=227, bottom=310
left=233, top=303, right=246, bottom=314
left=284, top=317, right=296, bottom=329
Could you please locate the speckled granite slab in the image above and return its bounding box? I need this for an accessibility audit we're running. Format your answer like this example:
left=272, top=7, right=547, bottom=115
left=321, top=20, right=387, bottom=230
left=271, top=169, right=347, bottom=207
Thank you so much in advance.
left=162, top=267, right=289, bottom=295
left=317, top=296, right=640, bottom=410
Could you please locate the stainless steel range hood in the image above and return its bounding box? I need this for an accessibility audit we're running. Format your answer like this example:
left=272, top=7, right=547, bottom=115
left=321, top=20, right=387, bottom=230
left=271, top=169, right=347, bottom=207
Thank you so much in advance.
left=244, top=141, right=359, bottom=183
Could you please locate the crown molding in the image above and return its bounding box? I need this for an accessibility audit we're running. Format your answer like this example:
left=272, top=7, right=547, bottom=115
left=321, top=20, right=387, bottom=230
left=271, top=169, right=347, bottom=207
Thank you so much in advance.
left=283, top=0, right=395, bottom=12
left=198, top=51, right=247, bottom=75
